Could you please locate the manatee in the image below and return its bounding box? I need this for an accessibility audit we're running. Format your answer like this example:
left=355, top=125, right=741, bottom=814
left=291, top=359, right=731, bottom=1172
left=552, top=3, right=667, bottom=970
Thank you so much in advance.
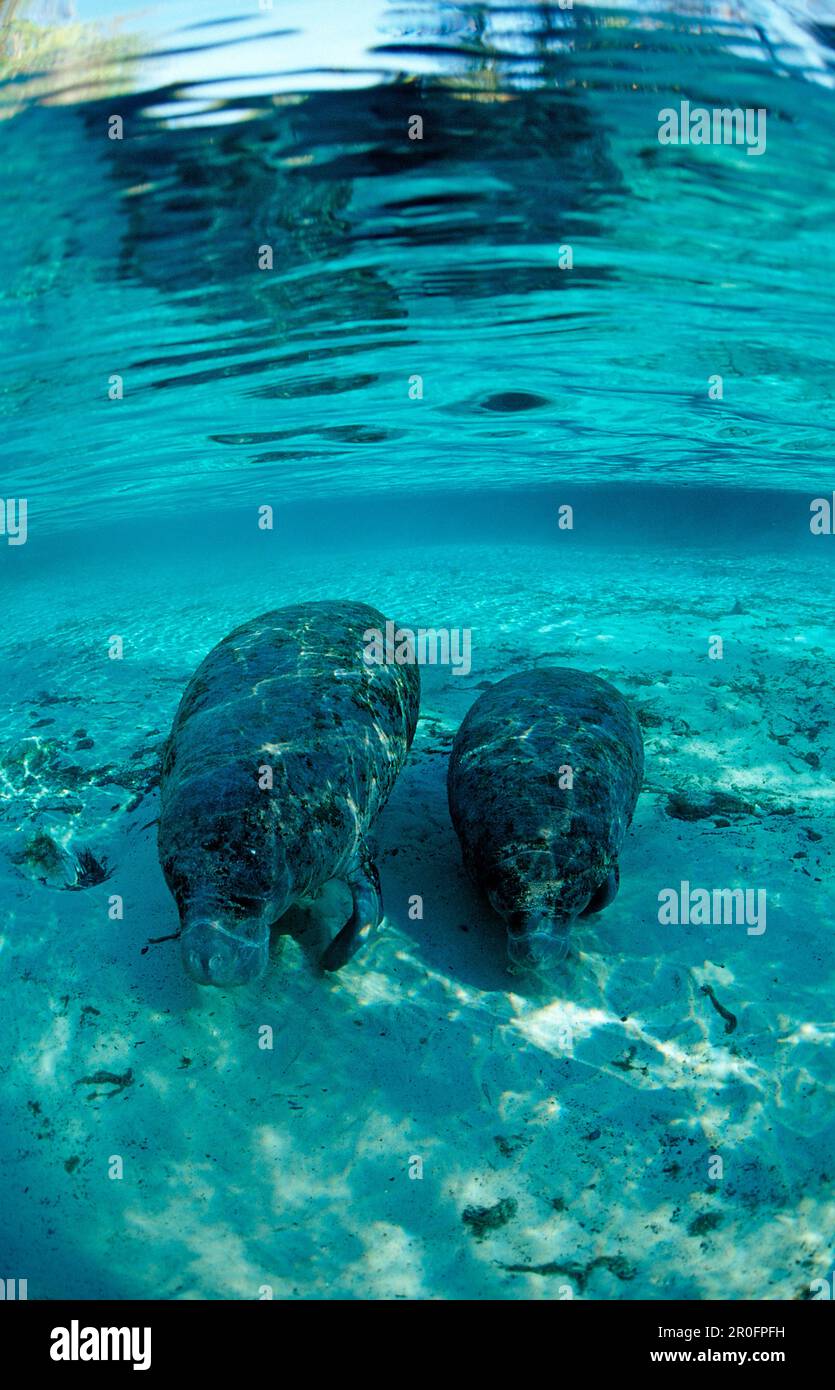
left=447, top=667, right=643, bottom=970
left=158, top=601, right=420, bottom=986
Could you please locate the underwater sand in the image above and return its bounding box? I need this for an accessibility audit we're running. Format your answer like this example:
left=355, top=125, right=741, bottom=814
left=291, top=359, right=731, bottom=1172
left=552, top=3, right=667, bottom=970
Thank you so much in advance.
left=2, top=522, right=833, bottom=1300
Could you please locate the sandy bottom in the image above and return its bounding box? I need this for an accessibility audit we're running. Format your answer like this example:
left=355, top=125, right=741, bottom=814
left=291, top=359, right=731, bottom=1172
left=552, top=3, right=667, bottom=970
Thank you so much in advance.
left=1, top=532, right=833, bottom=1300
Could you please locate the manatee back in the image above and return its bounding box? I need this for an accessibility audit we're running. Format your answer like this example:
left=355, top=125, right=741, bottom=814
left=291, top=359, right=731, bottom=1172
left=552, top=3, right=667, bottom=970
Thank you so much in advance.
left=158, top=600, right=421, bottom=900
left=161, top=600, right=419, bottom=807
left=448, top=666, right=644, bottom=886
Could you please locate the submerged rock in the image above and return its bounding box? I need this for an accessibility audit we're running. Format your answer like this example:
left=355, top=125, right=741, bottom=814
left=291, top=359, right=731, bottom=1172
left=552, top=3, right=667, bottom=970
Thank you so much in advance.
left=665, top=789, right=757, bottom=821
left=11, top=830, right=69, bottom=886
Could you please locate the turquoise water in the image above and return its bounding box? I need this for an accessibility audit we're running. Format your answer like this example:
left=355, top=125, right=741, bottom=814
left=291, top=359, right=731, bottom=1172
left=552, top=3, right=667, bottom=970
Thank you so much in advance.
left=2, top=0, right=834, bottom=1301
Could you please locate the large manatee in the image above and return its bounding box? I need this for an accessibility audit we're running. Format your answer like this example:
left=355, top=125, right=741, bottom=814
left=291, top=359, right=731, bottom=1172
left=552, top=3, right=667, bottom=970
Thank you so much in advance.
left=158, top=601, right=420, bottom=985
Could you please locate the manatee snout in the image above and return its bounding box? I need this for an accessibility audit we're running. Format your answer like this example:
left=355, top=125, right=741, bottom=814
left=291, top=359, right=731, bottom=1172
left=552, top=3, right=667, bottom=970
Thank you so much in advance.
left=507, top=916, right=571, bottom=972
left=181, top=919, right=269, bottom=987
left=506, top=865, right=619, bottom=970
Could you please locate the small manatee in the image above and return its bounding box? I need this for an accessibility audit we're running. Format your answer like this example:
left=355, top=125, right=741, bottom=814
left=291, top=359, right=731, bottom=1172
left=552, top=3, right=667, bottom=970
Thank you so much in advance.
left=447, top=667, right=643, bottom=970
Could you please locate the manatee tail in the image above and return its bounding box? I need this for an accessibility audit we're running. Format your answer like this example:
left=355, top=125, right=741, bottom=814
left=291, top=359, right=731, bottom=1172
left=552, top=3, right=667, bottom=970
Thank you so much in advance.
left=320, top=855, right=382, bottom=972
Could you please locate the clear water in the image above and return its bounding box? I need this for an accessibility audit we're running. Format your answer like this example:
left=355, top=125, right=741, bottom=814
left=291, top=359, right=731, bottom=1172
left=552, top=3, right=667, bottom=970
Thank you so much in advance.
left=1, top=0, right=834, bottom=1301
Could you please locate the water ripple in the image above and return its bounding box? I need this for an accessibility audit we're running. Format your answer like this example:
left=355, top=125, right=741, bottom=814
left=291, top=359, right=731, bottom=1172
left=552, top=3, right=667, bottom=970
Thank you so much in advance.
left=1, top=1, right=834, bottom=528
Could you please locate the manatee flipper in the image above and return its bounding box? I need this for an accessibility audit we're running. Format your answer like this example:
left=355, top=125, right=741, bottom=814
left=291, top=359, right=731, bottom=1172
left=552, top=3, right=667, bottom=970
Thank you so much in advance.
left=320, top=855, right=382, bottom=972
left=580, top=863, right=620, bottom=917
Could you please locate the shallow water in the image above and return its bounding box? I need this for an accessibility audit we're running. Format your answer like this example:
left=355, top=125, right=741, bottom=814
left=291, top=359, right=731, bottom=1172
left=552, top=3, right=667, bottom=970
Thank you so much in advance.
left=1, top=0, right=834, bottom=1301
